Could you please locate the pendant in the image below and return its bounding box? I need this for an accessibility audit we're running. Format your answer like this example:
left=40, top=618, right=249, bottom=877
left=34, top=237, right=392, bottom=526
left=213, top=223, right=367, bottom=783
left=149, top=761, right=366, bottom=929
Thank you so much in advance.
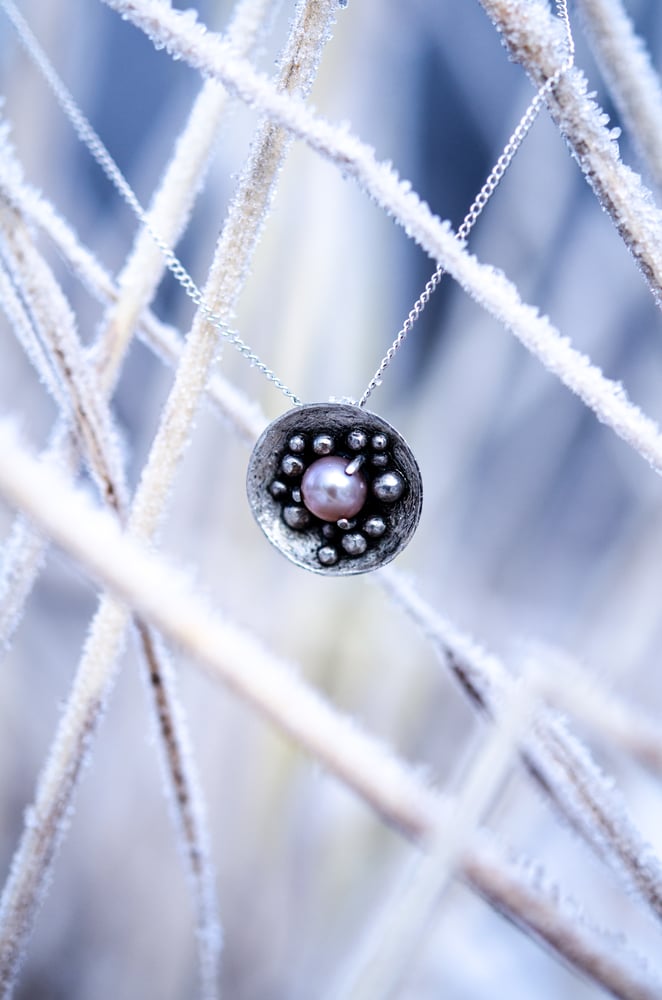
left=246, top=403, right=422, bottom=575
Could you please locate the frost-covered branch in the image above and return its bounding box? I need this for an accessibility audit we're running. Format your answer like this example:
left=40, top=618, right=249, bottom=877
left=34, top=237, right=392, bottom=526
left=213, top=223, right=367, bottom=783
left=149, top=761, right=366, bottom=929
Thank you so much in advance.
left=378, top=569, right=662, bottom=919
left=576, top=0, right=662, bottom=192
left=478, top=0, right=662, bottom=300
left=463, top=839, right=658, bottom=1000
left=95, top=74, right=234, bottom=387
left=517, top=643, right=662, bottom=779
left=139, top=312, right=268, bottom=442
left=333, top=676, right=541, bottom=1000
left=0, top=203, right=128, bottom=513
left=95, top=0, right=274, bottom=391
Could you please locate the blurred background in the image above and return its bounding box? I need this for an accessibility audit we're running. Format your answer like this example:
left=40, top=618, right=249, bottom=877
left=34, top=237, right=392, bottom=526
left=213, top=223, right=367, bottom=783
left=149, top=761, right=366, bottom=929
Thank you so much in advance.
left=2, top=0, right=662, bottom=996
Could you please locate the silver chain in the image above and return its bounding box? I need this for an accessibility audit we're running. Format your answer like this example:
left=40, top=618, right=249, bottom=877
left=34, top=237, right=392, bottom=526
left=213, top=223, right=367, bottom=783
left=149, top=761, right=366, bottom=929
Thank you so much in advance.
left=358, top=0, right=575, bottom=407
left=2, top=0, right=574, bottom=412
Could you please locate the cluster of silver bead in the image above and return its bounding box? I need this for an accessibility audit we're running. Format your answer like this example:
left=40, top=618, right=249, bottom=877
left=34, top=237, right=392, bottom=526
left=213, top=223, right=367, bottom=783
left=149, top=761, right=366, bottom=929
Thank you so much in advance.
left=269, top=427, right=405, bottom=568
left=246, top=403, right=422, bottom=575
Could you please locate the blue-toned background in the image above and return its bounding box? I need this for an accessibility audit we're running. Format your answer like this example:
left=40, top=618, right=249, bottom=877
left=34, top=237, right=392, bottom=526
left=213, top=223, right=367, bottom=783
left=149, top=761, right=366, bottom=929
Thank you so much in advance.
left=1, top=1, right=662, bottom=997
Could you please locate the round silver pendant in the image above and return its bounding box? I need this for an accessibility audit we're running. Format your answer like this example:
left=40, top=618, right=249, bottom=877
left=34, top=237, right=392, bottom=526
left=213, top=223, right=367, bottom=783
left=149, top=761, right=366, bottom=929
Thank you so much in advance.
left=246, top=403, right=423, bottom=575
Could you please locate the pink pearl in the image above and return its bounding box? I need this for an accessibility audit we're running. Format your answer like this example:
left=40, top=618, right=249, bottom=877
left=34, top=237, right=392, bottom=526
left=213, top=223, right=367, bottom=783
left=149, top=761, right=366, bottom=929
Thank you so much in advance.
left=301, top=456, right=368, bottom=522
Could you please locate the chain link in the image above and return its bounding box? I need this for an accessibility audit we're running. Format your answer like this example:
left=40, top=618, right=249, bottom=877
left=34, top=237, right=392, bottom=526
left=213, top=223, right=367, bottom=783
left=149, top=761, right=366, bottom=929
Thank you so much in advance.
left=3, top=0, right=574, bottom=413
left=358, top=0, right=575, bottom=408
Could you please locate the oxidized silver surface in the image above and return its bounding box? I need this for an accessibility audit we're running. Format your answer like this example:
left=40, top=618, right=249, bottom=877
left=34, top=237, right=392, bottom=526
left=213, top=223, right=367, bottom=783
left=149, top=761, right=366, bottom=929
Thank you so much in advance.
left=246, top=403, right=423, bottom=575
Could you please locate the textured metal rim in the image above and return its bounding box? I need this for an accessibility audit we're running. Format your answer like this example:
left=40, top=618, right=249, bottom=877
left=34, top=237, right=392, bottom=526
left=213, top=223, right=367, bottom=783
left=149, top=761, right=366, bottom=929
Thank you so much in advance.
left=246, top=403, right=423, bottom=575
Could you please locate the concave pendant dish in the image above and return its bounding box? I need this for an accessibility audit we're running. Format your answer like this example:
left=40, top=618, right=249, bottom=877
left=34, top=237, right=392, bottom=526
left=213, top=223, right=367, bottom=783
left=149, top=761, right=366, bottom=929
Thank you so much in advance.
left=246, top=403, right=423, bottom=575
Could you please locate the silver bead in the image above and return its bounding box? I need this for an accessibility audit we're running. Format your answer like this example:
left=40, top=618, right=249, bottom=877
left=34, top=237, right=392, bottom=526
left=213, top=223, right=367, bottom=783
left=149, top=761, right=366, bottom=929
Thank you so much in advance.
left=364, top=516, right=386, bottom=538
left=317, top=545, right=339, bottom=566
left=373, top=471, right=405, bottom=502
left=372, top=433, right=388, bottom=451
left=283, top=506, right=311, bottom=530
left=337, top=517, right=357, bottom=531
left=291, top=487, right=302, bottom=504
left=288, top=434, right=306, bottom=453
left=313, top=434, right=334, bottom=455
left=342, top=533, right=367, bottom=556
left=347, top=430, right=367, bottom=450
left=269, top=480, right=288, bottom=499
left=281, top=454, right=304, bottom=477
left=371, top=453, right=388, bottom=467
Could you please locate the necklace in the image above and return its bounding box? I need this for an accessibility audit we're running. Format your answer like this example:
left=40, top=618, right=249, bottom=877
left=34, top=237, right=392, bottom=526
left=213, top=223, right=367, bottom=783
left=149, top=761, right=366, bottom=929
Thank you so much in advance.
left=2, top=0, right=575, bottom=575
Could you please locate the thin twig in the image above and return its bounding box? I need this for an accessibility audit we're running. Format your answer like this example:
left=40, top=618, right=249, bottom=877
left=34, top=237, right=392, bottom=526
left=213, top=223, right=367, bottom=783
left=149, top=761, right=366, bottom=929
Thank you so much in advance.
left=334, top=674, right=542, bottom=1000
left=95, top=0, right=277, bottom=391
left=139, top=311, right=268, bottom=443
left=378, top=568, right=662, bottom=920
left=0, top=425, right=74, bottom=651
left=576, top=0, right=662, bottom=191
left=534, top=648, right=662, bottom=777
left=0, top=260, right=70, bottom=416
left=0, top=203, right=128, bottom=512
left=477, top=0, right=662, bottom=299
